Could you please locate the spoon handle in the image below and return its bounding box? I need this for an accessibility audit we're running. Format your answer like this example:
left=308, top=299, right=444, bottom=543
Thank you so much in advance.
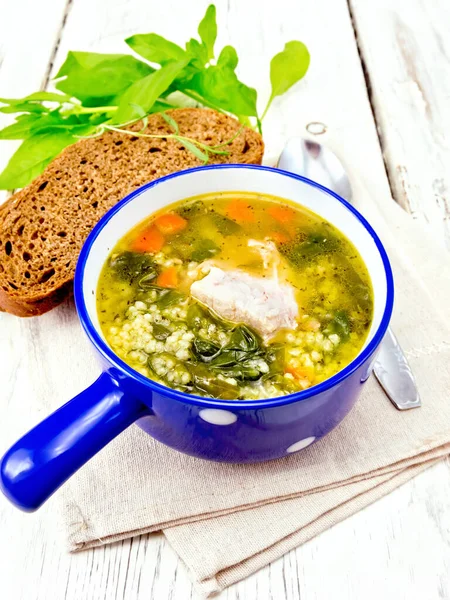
left=373, top=327, right=421, bottom=410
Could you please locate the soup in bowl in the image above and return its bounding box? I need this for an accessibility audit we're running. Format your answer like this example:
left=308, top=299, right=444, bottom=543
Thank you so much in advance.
left=0, top=165, right=393, bottom=512
left=97, top=192, right=373, bottom=400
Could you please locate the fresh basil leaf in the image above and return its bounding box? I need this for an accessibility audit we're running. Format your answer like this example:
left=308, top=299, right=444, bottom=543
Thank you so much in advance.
left=190, top=239, right=220, bottom=261
left=178, top=138, right=208, bottom=163
left=185, top=38, right=209, bottom=68
left=0, top=130, right=76, bottom=190
left=217, top=46, right=238, bottom=70
left=198, top=4, right=217, bottom=61
left=0, top=114, right=42, bottom=140
left=263, top=41, right=310, bottom=118
left=0, top=114, right=93, bottom=140
left=125, top=33, right=186, bottom=64
left=270, top=41, right=310, bottom=98
left=55, top=51, right=154, bottom=101
left=35, top=115, right=95, bottom=136
left=112, top=58, right=189, bottom=124
left=187, top=65, right=257, bottom=116
left=0, top=103, right=47, bottom=114
left=23, top=91, right=72, bottom=103
left=0, top=91, right=71, bottom=105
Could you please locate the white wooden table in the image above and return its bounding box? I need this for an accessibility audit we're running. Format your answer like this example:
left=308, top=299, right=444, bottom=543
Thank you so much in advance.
left=1, top=0, right=450, bottom=598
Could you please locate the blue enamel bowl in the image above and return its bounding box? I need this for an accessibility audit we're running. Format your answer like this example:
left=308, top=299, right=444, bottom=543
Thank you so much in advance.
left=0, top=165, right=393, bottom=511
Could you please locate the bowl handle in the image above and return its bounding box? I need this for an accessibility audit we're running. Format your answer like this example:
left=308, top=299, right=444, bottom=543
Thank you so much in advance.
left=0, top=372, right=147, bottom=512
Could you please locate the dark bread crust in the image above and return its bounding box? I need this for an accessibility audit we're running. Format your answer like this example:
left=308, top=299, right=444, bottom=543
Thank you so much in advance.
left=0, top=109, right=264, bottom=316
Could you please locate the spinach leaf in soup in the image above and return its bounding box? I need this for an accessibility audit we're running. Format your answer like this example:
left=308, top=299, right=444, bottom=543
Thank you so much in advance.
left=227, top=325, right=261, bottom=353
left=190, top=238, right=220, bottom=262
left=206, top=325, right=266, bottom=381
left=209, top=350, right=247, bottom=368
left=192, top=338, right=221, bottom=361
left=210, top=211, right=242, bottom=236
left=137, top=285, right=185, bottom=308
left=110, top=251, right=157, bottom=285
left=264, top=344, right=285, bottom=376
left=152, top=323, right=172, bottom=341
left=187, top=303, right=209, bottom=329
left=282, top=229, right=340, bottom=268
left=188, top=363, right=239, bottom=399
left=190, top=319, right=266, bottom=383
left=214, top=362, right=261, bottom=381
left=187, top=302, right=224, bottom=330
left=177, top=201, right=206, bottom=219
left=138, top=271, right=158, bottom=288
left=156, top=289, right=185, bottom=308
left=324, top=310, right=351, bottom=341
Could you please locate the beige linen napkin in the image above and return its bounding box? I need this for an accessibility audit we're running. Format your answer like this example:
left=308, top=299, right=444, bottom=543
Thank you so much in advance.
left=62, top=196, right=450, bottom=596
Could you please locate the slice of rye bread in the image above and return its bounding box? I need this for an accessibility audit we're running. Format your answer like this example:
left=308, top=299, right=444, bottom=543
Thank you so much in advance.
left=0, top=108, right=264, bottom=317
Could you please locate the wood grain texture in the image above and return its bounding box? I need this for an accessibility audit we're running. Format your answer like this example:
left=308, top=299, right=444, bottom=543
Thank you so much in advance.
left=1, top=0, right=449, bottom=598
left=349, top=0, right=450, bottom=251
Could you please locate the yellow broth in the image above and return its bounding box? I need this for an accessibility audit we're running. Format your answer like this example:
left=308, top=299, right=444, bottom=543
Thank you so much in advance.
left=97, top=192, right=373, bottom=400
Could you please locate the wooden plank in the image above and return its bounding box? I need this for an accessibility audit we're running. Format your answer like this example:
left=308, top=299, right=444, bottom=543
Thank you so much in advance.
left=0, top=0, right=72, bottom=203
left=1, top=0, right=449, bottom=599
left=348, top=0, right=450, bottom=251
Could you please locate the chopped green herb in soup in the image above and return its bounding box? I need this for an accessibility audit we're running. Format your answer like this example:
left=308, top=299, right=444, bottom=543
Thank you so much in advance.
left=97, top=192, right=373, bottom=400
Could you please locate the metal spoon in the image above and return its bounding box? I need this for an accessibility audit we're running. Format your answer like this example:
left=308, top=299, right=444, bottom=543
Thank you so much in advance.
left=277, top=137, right=421, bottom=410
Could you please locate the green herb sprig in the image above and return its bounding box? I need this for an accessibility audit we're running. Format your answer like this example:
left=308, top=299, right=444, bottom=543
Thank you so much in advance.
left=78, top=104, right=245, bottom=164
left=0, top=4, right=310, bottom=190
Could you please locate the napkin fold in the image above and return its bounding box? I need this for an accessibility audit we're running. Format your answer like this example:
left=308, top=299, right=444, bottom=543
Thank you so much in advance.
left=62, top=194, right=450, bottom=597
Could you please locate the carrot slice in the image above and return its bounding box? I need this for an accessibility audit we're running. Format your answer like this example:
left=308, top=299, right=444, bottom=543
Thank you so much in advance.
left=269, top=230, right=290, bottom=244
left=286, top=365, right=315, bottom=383
left=154, top=213, right=187, bottom=235
left=132, top=225, right=165, bottom=253
left=226, top=200, right=255, bottom=223
left=156, top=266, right=178, bottom=288
left=268, top=205, right=296, bottom=224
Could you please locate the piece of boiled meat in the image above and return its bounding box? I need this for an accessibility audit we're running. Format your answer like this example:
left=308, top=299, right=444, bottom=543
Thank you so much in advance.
left=190, top=266, right=298, bottom=340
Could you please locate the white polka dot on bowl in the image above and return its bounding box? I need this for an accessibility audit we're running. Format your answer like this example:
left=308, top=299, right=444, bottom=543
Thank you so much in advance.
left=286, top=436, right=316, bottom=453
left=199, top=409, right=238, bottom=426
